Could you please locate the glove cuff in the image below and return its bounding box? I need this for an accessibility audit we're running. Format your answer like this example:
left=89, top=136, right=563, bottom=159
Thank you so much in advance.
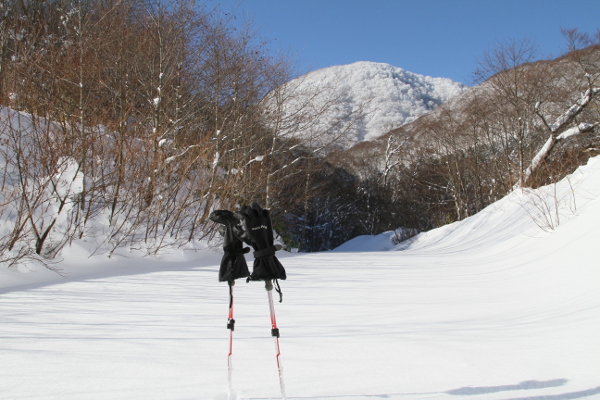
left=230, top=247, right=250, bottom=256
left=253, top=245, right=278, bottom=259
left=224, top=244, right=250, bottom=256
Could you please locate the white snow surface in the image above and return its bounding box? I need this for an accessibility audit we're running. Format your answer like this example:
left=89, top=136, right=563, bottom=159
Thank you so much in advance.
left=1, top=156, right=600, bottom=400
left=273, top=62, right=468, bottom=149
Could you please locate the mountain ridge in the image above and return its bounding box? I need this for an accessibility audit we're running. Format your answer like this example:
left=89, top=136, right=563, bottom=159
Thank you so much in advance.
left=277, top=61, right=469, bottom=150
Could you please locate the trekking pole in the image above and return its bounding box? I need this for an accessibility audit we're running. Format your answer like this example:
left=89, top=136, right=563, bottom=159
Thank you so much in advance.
left=226, top=281, right=235, bottom=400
left=265, top=280, right=286, bottom=400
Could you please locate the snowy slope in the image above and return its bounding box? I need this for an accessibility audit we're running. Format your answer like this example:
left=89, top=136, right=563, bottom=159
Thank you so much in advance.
left=0, top=157, right=599, bottom=400
left=271, top=62, right=468, bottom=150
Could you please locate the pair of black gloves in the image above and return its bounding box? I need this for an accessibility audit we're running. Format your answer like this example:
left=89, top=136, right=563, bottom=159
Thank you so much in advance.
left=210, top=203, right=286, bottom=284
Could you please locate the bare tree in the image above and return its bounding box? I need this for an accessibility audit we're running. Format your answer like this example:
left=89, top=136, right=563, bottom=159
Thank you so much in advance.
left=521, top=29, right=600, bottom=186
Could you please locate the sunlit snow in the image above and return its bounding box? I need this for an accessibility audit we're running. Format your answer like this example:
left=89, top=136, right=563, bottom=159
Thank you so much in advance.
left=1, top=153, right=599, bottom=399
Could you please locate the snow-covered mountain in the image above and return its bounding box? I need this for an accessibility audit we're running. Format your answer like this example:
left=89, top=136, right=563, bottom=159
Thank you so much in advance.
left=271, top=61, right=468, bottom=150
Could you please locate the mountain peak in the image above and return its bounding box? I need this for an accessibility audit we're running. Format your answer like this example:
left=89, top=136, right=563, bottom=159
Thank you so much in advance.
left=277, top=62, right=469, bottom=150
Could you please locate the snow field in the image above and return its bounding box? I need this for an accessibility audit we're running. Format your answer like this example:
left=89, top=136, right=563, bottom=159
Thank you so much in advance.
left=1, top=156, right=599, bottom=399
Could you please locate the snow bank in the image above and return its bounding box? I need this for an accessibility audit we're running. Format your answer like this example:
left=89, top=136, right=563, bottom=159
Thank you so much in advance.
left=331, top=230, right=397, bottom=252
left=402, top=154, right=600, bottom=254
left=334, top=154, right=600, bottom=256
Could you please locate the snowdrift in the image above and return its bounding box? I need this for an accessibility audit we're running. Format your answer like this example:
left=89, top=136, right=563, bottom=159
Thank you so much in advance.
left=337, top=154, right=600, bottom=256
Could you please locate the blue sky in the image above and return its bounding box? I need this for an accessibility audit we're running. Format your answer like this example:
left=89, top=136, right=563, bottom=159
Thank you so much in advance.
left=204, top=0, right=600, bottom=85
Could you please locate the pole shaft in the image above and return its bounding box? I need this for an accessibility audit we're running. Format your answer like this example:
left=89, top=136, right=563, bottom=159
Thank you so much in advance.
left=227, top=284, right=235, bottom=400
left=267, top=284, right=286, bottom=400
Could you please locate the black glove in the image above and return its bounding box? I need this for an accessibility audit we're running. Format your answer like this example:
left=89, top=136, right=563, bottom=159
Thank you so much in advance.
left=209, top=210, right=250, bottom=283
left=234, top=203, right=286, bottom=281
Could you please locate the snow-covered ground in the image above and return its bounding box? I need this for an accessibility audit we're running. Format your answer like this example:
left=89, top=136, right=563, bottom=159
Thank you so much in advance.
left=1, top=156, right=599, bottom=400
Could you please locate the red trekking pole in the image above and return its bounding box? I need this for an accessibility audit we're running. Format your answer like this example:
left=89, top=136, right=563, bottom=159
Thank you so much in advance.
left=266, top=279, right=286, bottom=400
left=226, top=282, right=236, bottom=400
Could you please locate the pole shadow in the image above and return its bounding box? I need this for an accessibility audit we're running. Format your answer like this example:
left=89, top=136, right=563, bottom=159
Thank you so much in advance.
left=446, top=379, right=568, bottom=395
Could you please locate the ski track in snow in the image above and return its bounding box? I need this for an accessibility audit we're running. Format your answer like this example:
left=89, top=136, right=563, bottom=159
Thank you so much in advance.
left=1, top=157, right=600, bottom=400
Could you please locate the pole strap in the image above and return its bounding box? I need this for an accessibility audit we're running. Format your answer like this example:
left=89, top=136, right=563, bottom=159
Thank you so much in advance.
left=274, top=279, right=283, bottom=303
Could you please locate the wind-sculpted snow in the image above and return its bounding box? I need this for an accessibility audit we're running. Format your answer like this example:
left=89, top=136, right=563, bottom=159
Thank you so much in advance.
left=269, top=61, right=468, bottom=150
left=0, top=156, right=599, bottom=399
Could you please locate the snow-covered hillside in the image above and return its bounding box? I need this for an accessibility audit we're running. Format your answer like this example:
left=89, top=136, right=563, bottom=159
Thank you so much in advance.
left=1, top=147, right=598, bottom=399
left=271, top=62, right=468, bottom=150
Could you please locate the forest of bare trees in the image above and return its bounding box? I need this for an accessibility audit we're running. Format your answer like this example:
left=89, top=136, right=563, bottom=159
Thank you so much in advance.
left=1, top=0, right=599, bottom=264
left=0, top=0, right=364, bottom=266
